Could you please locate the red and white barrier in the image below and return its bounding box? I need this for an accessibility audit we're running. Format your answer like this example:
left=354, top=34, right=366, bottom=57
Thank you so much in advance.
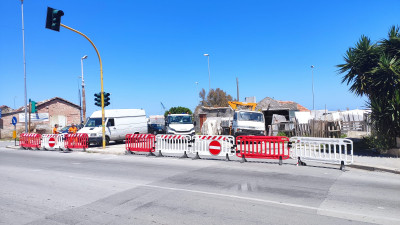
left=155, top=134, right=192, bottom=157
left=290, top=137, right=353, bottom=170
left=41, top=134, right=65, bottom=150
left=65, top=133, right=88, bottom=150
left=126, top=134, right=156, bottom=155
left=236, top=136, right=291, bottom=164
left=191, top=135, right=235, bottom=160
left=20, top=133, right=42, bottom=149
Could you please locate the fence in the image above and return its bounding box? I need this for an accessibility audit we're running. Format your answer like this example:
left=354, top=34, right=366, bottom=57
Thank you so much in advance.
left=191, top=135, right=235, bottom=160
left=155, top=134, right=192, bottom=158
left=236, top=136, right=291, bottom=164
left=20, top=133, right=42, bottom=149
left=64, top=133, right=88, bottom=150
left=290, top=136, right=353, bottom=170
left=126, top=134, right=156, bottom=155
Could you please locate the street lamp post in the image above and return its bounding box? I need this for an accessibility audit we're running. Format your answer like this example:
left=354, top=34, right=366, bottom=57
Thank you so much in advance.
left=204, top=54, right=210, bottom=92
left=311, top=65, right=315, bottom=112
left=81, top=55, right=88, bottom=124
left=21, top=0, right=28, bottom=133
left=311, top=65, right=315, bottom=136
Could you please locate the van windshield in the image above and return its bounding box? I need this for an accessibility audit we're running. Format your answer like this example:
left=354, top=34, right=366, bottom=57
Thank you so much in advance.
left=168, top=115, right=193, bottom=124
left=85, top=118, right=102, bottom=127
left=238, top=112, right=264, bottom=122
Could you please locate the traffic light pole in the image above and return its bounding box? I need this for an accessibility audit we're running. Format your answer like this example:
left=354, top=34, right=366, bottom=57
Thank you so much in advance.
left=60, top=23, right=106, bottom=149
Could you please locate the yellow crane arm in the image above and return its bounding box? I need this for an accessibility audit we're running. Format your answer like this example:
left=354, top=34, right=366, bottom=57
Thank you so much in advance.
left=228, top=101, right=257, bottom=111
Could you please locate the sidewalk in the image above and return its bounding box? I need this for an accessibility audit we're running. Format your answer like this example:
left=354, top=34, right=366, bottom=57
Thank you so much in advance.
left=86, top=144, right=127, bottom=155
left=350, top=155, right=400, bottom=174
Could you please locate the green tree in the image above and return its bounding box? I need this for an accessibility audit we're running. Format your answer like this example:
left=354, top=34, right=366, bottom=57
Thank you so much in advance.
left=199, top=88, right=233, bottom=107
left=164, top=106, right=192, bottom=117
left=337, top=25, right=400, bottom=150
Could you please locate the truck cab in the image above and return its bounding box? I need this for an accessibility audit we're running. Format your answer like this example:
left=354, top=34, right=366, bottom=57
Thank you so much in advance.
left=165, top=114, right=195, bottom=135
left=232, top=110, right=266, bottom=136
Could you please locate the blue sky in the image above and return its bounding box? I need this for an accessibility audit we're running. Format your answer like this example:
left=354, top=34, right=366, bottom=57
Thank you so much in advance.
left=1, top=0, right=399, bottom=116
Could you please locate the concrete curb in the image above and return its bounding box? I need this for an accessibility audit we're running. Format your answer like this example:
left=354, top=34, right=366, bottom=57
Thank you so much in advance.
left=85, top=148, right=127, bottom=155
left=6, top=145, right=22, bottom=150
left=348, top=164, right=400, bottom=175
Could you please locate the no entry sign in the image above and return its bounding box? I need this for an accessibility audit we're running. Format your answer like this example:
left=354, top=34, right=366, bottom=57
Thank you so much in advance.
left=48, top=137, right=56, bottom=147
left=209, top=140, right=221, bottom=156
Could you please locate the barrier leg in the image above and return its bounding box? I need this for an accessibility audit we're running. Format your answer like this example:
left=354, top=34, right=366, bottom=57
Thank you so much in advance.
left=297, top=157, right=307, bottom=166
left=128, top=150, right=135, bottom=155
left=192, top=152, right=201, bottom=160
left=279, top=156, right=283, bottom=165
left=240, top=155, right=247, bottom=163
left=225, top=153, right=230, bottom=162
left=180, top=151, right=189, bottom=159
left=340, top=161, right=345, bottom=171
left=147, top=151, right=156, bottom=157
left=156, top=150, right=164, bottom=157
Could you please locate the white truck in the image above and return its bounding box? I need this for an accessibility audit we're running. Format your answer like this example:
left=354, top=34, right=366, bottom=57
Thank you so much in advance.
left=165, top=114, right=196, bottom=135
left=202, top=101, right=266, bottom=137
left=78, top=109, right=148, bottom=145
left=222, top=110, right=266, bottom=136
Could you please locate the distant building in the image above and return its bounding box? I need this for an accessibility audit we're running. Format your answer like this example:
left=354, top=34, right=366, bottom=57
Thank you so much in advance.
left=256, top=97, right=309, bottom=131
left=193, top=97, right=309, bottom=133
left=0, top=97, right=81, bottom=139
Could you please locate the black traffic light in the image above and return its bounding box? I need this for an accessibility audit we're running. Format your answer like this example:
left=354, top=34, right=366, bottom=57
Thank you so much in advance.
left=94, top=92, right=102, bottom=107
left=45, top=7, right=64, bottom=32
left=104, top=92, right=111, bottom=107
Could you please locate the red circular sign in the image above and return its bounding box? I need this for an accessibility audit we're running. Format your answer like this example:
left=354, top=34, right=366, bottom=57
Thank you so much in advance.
left=209, top=140, right=221, bottom=156
left=49, top=137, right=56, bottom=147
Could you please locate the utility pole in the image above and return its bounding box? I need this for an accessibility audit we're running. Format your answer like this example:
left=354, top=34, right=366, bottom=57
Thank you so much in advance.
left=236, top=77, right=239, bottom=101
left=81, top=55, right=87, bottom=123
left=78, top=84, right=82, bottom=124
left=21, top=0, right=28, bottom=133
left=204, top=54, right=211, bottom=92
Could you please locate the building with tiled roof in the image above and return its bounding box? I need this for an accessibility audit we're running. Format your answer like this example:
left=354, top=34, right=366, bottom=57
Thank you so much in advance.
left=0, top=97, right=81, bottom=139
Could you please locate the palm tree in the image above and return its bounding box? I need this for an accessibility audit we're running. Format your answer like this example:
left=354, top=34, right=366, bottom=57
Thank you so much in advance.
left=337, top=35, right=380, bottom=97
left=337, top=26, right=400, bottom=149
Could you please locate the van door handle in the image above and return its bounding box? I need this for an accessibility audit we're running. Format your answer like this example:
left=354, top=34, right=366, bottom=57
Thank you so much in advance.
left=113, top=127, right=116, bottom=129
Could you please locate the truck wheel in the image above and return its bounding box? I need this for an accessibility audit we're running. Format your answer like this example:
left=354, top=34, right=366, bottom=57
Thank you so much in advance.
left=106, top=136, right=110, bottom=146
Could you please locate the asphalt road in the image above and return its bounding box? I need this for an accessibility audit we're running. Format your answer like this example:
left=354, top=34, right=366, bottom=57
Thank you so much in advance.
left=1, top=142, right=399, bottom=225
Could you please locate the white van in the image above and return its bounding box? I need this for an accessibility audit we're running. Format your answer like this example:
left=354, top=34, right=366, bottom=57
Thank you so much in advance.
left=79, top=109, right=148, bottom=145
left=165, top=114, right=195, bottom=135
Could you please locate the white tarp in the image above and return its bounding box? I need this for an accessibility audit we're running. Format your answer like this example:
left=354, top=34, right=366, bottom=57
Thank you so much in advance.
left=201, top=117, right=222, bottom=135
left=19, top=113, right=49, bottom=122
left=294, top=111, right=311, bottom=124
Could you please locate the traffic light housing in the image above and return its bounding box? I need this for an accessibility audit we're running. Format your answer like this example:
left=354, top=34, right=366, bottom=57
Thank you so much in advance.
left=104, top=92, right=110, bottom=107
left=94, top=92, right=111, bottom=107
left=45, top=7, right=64, bottom=32
left=94, top=92, right=102, bottom=107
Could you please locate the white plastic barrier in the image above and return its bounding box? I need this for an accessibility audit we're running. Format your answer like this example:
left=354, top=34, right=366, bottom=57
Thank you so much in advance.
left=192, top=135, right=235, bottom=160
left=290, top=137, right=353, bottom=169
left=41, top=134, right=65, bottom=150
left=155, top=134, right=192, bottom=157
